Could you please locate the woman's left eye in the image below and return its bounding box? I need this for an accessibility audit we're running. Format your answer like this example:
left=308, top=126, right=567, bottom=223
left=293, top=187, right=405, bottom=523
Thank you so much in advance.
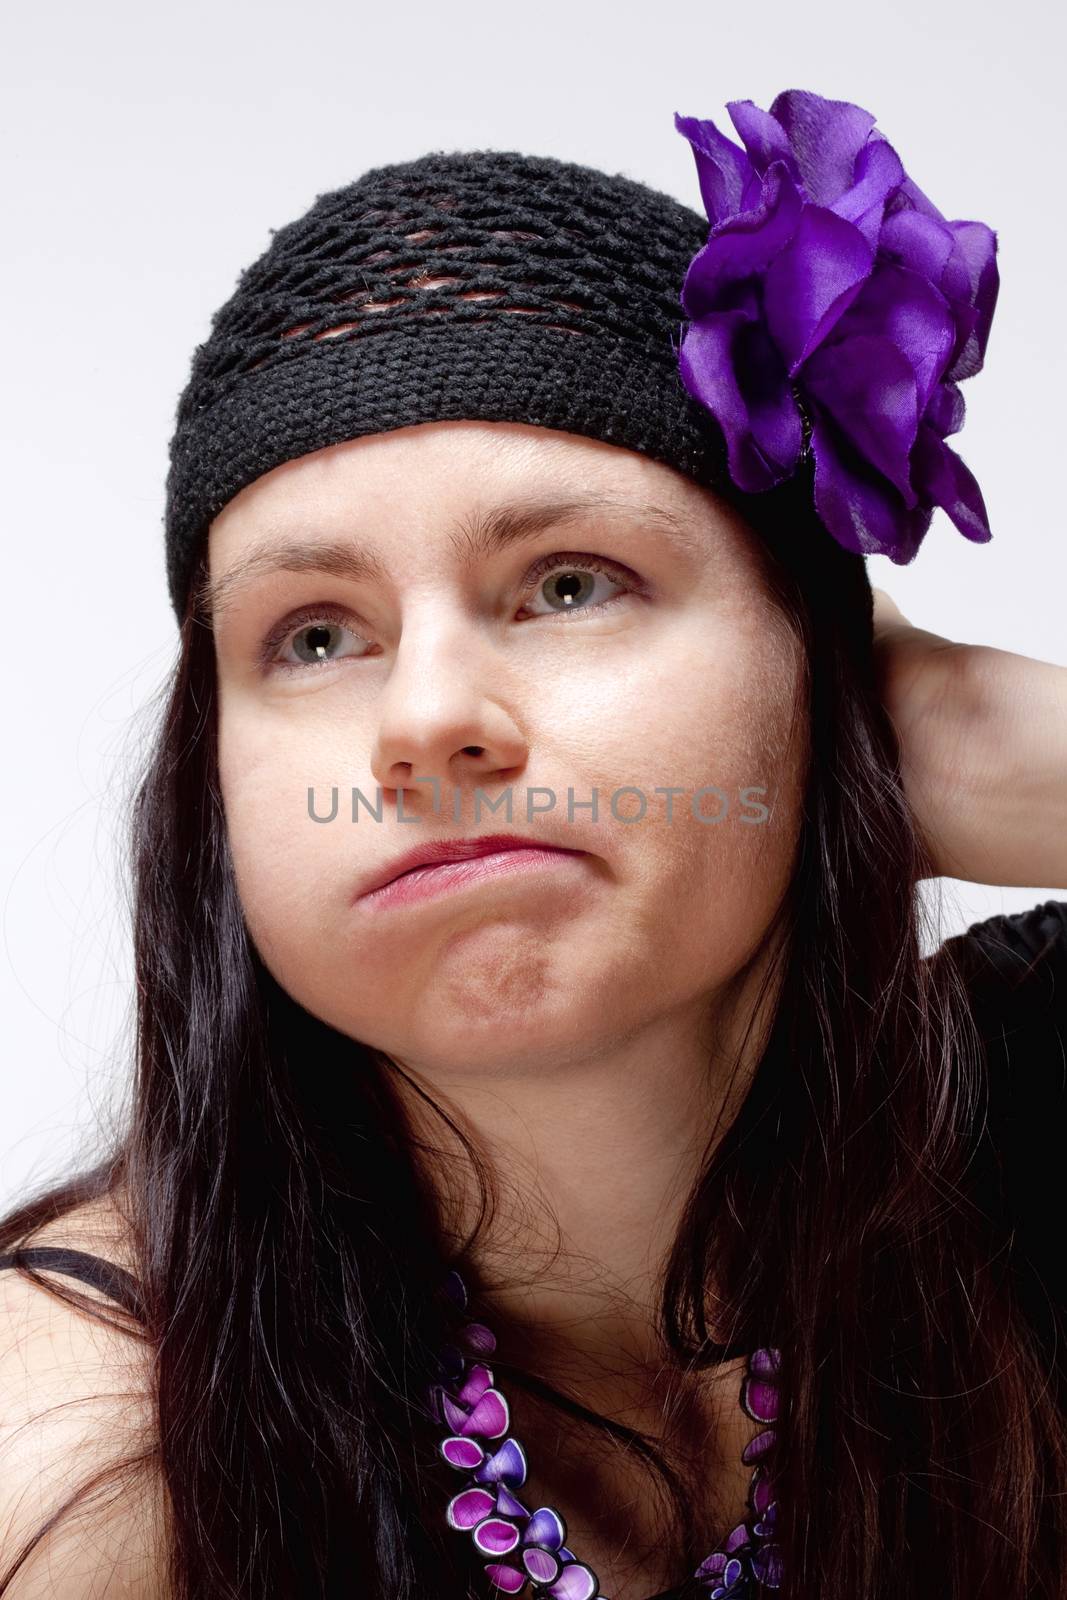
left=518, top=554, right=639, bottom=619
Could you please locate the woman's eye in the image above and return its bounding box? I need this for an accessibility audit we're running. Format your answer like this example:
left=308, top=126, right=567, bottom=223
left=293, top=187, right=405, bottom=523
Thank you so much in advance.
left=263, top=609, right=372, bottom=672
left=518, top=556, right=636, bottom=619
left=259, top=555, right=640, bottom=671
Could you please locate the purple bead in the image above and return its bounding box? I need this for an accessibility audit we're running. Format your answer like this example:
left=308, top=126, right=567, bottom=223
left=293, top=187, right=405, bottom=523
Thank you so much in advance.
left=434, top=1266, right=783, bottom=1596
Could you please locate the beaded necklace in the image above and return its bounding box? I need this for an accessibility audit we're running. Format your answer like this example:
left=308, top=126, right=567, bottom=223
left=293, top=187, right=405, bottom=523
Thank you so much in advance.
left=424, top=1269, right=784, bottom=1599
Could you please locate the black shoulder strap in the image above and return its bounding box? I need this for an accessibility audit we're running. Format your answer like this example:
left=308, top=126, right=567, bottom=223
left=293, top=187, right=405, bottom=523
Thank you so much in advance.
left=0, top=1245, right=146, bottom=1322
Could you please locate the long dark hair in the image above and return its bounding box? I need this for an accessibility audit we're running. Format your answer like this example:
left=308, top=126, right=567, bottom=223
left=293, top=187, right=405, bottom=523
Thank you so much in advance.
left=1, top=463, right=1064, bottom=1599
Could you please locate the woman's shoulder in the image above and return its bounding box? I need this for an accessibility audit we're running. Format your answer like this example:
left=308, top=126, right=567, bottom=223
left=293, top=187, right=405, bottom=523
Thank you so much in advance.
left=0, top=1191, right=144, bottom=1313
left=931, top=899, right=1067, bottom=1324
left=0, top=1194, right=166, bottom=1596
left=929, top=897, right=1067, bottom=1125
left=929, top=897, right=1067, bottom=1057
left=926, top=897, right=1067, bottom=1121
left=931, top=897, right=1067, bottom=994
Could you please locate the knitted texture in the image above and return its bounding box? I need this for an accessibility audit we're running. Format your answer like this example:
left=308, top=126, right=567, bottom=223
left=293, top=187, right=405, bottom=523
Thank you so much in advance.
left=162, top=146, right=873, bottom=643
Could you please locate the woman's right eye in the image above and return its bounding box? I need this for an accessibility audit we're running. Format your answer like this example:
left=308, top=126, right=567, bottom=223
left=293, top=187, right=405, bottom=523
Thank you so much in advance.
left=260, top=606, right=373, bottom=672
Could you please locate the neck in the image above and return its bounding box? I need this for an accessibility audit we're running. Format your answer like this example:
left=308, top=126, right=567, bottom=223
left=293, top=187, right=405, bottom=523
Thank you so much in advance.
left=388, top=936, right=782, bottom=1400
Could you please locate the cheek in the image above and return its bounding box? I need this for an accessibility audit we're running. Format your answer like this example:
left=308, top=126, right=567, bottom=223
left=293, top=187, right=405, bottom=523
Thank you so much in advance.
left=216, top=698, right=346, bottom=973
left=567, top=608, right=804, bottom=845
left=597, top=617, right=806, bottom=985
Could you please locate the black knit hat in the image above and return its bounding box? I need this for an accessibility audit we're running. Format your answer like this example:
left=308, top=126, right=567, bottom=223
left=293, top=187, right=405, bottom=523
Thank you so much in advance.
left=162, top=147, right=873, bottom=646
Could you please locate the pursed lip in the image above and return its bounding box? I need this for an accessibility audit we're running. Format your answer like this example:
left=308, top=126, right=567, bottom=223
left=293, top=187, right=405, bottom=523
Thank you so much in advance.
left=353, top=831, right=588, bottom=902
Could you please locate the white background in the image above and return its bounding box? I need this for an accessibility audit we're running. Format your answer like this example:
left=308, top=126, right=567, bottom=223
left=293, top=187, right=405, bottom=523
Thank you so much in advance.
left=2, top=0, right=1064, bottom=1210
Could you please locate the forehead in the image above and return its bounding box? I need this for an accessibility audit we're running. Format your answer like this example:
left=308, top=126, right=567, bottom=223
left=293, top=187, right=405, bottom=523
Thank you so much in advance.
left=213, top=419, right=701, bottom=520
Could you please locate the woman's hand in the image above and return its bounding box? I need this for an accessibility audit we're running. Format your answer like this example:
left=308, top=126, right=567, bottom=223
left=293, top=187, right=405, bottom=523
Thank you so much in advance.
left=871, top=588, right=1067, bottom=890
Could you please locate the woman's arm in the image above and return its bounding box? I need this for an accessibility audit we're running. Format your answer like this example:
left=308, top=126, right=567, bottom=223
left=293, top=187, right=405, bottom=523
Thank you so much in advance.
left=871, top=589, right=1067, bottom=890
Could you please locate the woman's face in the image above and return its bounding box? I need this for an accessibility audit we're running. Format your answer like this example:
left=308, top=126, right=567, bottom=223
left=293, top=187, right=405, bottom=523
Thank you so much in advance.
left=209, top=420, right=807, bottom=1079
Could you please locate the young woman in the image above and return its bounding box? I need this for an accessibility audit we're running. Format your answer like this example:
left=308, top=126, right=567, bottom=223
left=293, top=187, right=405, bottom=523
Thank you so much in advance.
left=2, top=92, right=1066, bottom=1600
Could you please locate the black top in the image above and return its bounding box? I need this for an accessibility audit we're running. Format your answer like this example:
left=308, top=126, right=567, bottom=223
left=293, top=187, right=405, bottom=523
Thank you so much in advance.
left=1, top=899, right=1065, bottom=1600
left=931, top=897, right=1067, bottom=1345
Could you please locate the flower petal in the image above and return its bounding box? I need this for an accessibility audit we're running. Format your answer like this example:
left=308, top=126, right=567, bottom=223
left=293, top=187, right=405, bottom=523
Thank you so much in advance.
left=496, top=1485, right=529, bottom=1518
left=752, top=1466, right=777, bottom=1515
left=741, top=1427, right=777, bottom=1464
left=678, top=309, right=803, bottom=491
left=764, top=89, right=878, bottom=205
left=465, top=1386, right=509, bottom=1439
left=462, top=1321, right=498, bottom=1356
left=925, top=380, right=965, bottom=439
left=910, top=424, right=993, bottom=544
left=879, top=206, right=956, bottom=285
left=680, top=160, right=803, bottom=317
left=484, top=1563, right=527, bottom=1593
left=442, top=1435, right=485, bottom=1471
left=456, top=1362, right=493, bottom=1407
left=674, top=111, right=758, bottom=227
left=473, top=1516, right=522, bottom=1558
left=827, top=259, right=956, bottom=414
left=833, top=135, right=905, bottom=248
left=763, top=204, right=873, bottom=374
left=447, top=1486, right=496, bottom=1530
left=441, top=1392, right=472, bottom=1433
left=525, top=1507, right=566, bottom=1551
left=742, top=1366, right=781, bottom=1424
left=442, top=1269, right=468, bottom=1310
left=810, top=410, right=933, bottom=562
left=895, top=171, right=948, bottom=223
left=803, top=334, right=919, bottom=501
left=474, top=1437, right=528, bottom=1488
left=943, top=221, right=1000, bottom=380
left=524, top=1547, right=561, bottom=1583
left=548, top=1561, right=599, bottom=1600
left=726, top=98, right=800, bottom=184
left=751, top=1541, right=785, bottom=1587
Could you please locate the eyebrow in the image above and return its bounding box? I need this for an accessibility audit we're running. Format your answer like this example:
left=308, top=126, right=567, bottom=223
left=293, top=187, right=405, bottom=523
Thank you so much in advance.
left=200, top=494, right=703, bottom=625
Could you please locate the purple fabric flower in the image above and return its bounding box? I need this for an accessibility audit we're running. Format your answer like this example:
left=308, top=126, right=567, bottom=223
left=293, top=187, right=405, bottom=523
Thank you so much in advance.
left=674, top=90, right=1000, bottom=563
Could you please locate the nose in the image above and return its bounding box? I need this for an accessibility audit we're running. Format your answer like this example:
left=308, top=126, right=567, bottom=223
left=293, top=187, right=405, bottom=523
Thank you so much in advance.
left=367, top=610, right=528, bottom=808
